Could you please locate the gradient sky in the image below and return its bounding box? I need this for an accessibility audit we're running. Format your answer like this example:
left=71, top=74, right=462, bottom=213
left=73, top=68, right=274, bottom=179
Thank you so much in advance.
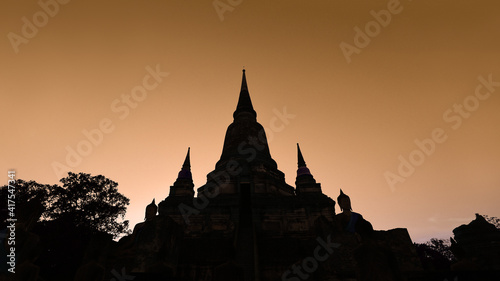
left=2, top=0, right=499, bottom=243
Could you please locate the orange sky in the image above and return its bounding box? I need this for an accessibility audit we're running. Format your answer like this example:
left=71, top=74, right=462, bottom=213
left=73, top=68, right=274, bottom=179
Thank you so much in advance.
left=1, top=0, right=499, bottom=243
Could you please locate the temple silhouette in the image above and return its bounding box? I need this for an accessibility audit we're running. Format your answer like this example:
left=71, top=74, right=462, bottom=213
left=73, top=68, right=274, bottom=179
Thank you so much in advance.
left=114, top=70, right=423, bottom=281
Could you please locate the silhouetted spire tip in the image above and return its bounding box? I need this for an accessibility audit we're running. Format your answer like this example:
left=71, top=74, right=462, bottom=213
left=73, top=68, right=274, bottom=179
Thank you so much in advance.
left=182, top=147, right=191, bottom=170
left=177, top=147, right=192, bottom=180
left=296, top=143, right=312, bottom=177
left=241, top=69, right=248, bottom=91
left=233, top=69, right=256, bottom=119
left=297, top=143, right=306, bottom=167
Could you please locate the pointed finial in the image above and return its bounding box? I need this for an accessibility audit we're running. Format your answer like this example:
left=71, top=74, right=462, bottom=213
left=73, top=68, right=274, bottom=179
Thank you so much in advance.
left=297, top=143, right=306, bottom=167
left=340, top=189, right=345, bottom=196
left=152, top=198, right=155, bottom=205
left=182, top=147, right=191, bottom=170
left=233, top=69, right=256, bottom=119
left=177, top=147, right=192, bottom=180
left=296, top=143, right=312, bottom=177
left=241, top=69, right=248, bottom=91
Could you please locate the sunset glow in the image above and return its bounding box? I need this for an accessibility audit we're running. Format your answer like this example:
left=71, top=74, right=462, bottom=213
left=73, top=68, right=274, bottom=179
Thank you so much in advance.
left=2, top=0, right=499, bottom=243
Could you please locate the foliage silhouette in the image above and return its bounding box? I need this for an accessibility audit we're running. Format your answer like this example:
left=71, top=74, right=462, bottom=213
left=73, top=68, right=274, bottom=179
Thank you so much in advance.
left=413, top=214, right=499, bottom=272
left=50, top=172, right=131, bottom=238
left=0, top=172, right=130, bottom=238
left=414, top=238, right=455, bottom=271
left=483, top=214, right=500, bottom=229
left=0, top=179, right=56, bottom=225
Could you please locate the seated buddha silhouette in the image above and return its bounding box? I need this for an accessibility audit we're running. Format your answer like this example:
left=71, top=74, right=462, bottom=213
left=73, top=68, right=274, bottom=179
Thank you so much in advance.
left=117, top=199, right=157, bottom=251
left=132, top=199, right=158, bottom=241
left=336, top=189, right=374, bottom=237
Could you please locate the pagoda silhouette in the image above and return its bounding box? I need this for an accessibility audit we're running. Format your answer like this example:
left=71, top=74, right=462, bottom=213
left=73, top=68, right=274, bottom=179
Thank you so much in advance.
left=114, top=70, right=422, bottom=281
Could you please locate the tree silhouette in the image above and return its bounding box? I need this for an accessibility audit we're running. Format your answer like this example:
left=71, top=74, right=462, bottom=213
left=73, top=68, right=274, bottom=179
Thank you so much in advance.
left=1, top=172, right=130, bottom=238
left=414, top=214, right=499, bottom=271
left=483, top=214, right=500, bottom=229
left=49, top=172, right=130, bottom=238
left=414, top=238, right=454, bottom=271
left=0, top=179, right=56, bottom=223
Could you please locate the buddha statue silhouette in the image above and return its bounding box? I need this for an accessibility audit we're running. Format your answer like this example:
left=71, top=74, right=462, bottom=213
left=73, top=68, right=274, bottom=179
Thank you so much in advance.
left=336, top=189, right=373, bottom=236
left=135, top=199, right=157, bottom=231
left=128, top=199, right=158, bottom=244
left=113, top=199, right=158, bottom=267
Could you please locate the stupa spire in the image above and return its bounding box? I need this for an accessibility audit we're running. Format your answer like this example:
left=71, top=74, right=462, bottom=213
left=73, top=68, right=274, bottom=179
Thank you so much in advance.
left=296, top=143, right=312, bottom=177
left=168, top=147, right=195, bottom=198
left=182, top=147, right=190, bottom=171
left=297, top=143, right=306, bottom=167
left=233, top=69, right=257, bottom=119
left=177, top=147, right=192, bottom=180
left=295, top=143, right=322, bottom=195
left=241, top=68, right=248, bottom=91
left=215, top=69, right=278, bottom=172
